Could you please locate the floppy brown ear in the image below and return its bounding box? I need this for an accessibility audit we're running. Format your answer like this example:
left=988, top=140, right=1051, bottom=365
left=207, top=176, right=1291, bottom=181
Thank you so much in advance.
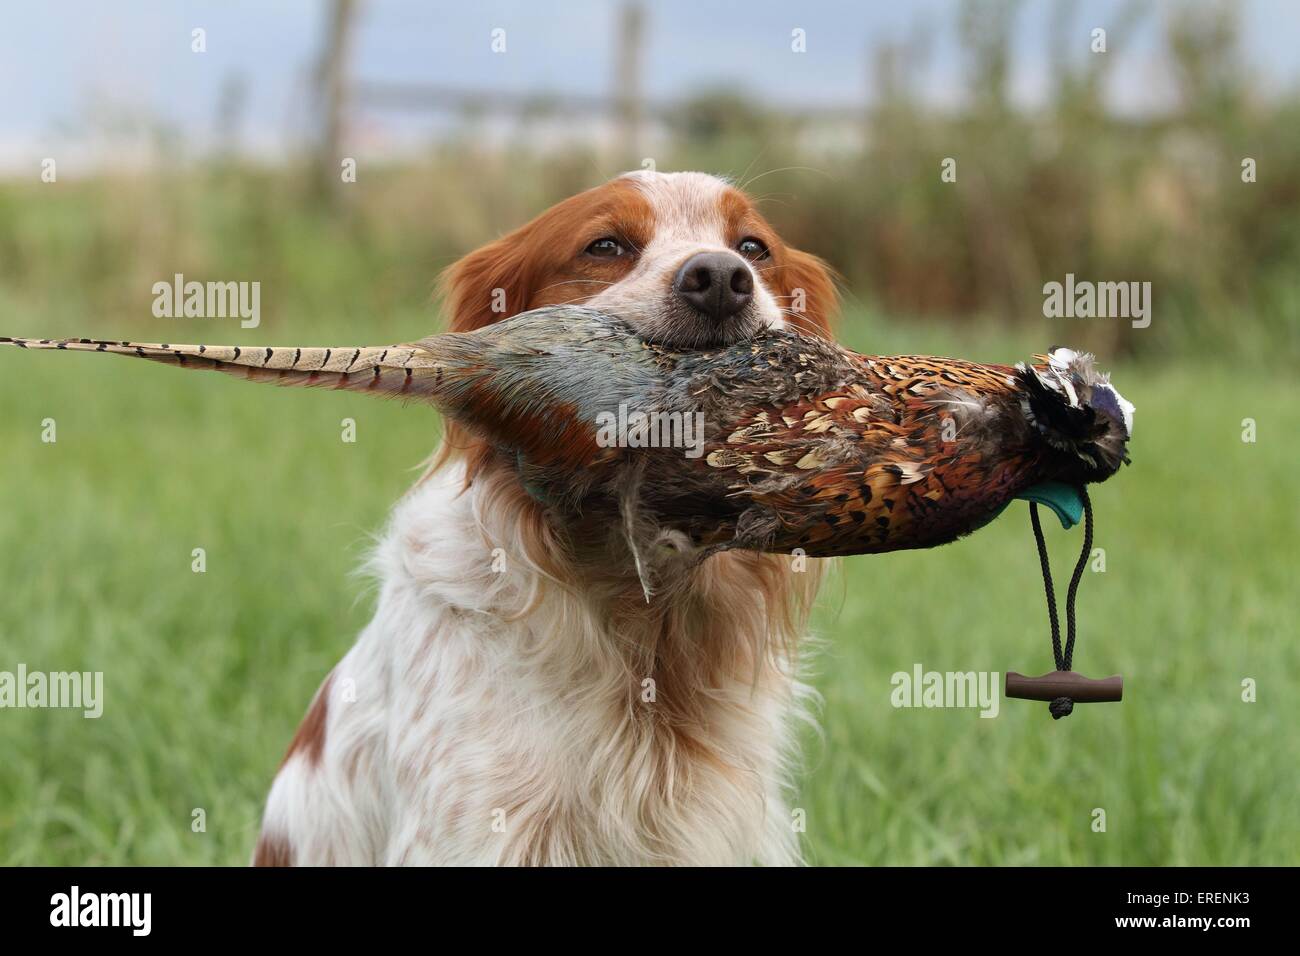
left=773, top=247, right=838, bottom=338
left=435, top=230, right=542, bottom=477
left=440, top=232, right=537, bottom=333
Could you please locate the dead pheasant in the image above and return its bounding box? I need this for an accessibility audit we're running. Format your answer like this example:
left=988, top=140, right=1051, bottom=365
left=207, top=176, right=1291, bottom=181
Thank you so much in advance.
left=0, top=305, right=1133, bottom=562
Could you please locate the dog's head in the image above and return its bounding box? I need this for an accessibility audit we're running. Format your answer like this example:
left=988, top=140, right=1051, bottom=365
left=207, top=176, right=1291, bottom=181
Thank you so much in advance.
left=430, top=171, right=837, bottom=602
left=442, top=171, right=836, bottom=348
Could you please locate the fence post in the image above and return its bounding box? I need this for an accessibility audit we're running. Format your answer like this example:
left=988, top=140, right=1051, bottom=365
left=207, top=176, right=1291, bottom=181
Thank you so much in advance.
left=613, top=2, right=645, bottom=169
left=313, top=0, right=357, bottom=204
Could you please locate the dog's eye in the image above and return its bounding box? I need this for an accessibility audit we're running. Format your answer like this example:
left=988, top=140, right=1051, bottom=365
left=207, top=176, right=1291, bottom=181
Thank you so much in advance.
left=585, top=238, right=626, bottom=258
left=737, top=237, right=770, bottom=261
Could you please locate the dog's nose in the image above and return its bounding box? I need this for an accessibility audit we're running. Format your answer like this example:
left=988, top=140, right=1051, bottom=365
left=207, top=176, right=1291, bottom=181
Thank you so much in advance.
left=673, top=252, right=754, bottom=321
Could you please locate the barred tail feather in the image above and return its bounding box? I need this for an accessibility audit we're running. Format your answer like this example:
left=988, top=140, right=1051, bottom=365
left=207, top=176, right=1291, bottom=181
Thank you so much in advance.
left=0, top=335, right=447, bottom=402
left=0, top=331, right=600, bottom=467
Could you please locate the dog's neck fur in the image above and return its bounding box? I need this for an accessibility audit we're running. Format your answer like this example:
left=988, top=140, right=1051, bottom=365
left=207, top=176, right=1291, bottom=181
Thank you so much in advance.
left=347, top=453, right=821, bottom=864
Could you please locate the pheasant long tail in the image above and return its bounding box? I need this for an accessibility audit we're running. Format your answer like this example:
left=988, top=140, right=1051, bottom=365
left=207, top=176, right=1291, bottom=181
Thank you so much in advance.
left=0, top=331, right=605, bottom=471
left=0, top=335, right=446, bottom=402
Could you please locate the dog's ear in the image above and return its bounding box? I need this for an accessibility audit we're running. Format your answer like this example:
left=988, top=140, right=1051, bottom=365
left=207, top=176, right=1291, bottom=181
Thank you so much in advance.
left=435, top=228, right=544, bottom=478
left=773, top=247, right=838, bottom=338
left=440, top=231, right=538, bottom=332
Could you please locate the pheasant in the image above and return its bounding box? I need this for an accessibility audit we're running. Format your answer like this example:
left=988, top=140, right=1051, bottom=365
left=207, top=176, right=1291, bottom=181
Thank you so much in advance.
left=0, top=305, right=1133, bottom=563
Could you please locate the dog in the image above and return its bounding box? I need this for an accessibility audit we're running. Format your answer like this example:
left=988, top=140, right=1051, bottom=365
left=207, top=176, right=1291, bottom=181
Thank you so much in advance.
left=253, top=170, right=838, bottom=865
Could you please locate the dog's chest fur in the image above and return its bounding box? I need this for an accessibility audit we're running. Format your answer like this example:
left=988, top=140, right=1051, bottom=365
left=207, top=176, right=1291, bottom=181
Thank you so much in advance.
left=258, top=462, right=816, bottom=866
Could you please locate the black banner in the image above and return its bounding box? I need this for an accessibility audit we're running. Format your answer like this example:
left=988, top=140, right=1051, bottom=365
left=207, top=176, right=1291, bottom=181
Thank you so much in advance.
left=0, top=866, right=1278, bottom=941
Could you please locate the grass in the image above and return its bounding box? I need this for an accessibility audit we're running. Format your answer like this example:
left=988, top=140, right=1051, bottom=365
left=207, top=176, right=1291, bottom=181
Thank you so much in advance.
left=0, top=305, right=1296, bottom=866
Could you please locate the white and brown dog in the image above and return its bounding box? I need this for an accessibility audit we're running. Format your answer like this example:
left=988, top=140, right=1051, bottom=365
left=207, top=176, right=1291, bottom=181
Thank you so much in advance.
left=254, top=171, right=838, bottom=865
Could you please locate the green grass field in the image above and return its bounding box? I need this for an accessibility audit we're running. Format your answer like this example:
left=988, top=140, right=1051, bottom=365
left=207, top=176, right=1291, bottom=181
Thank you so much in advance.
left=0, top=306, right=1296, bottom=865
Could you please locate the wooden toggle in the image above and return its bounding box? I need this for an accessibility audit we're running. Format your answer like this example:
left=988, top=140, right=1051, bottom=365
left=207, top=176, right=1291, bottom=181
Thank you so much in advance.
left=1004, top=670, right=1123, bottom=703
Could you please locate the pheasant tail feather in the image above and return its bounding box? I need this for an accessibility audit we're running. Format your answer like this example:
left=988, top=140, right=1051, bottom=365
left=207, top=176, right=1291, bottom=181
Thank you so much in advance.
left=0, top=331, right=602, bottom=471
left=0, top=335, right=446, bottom=402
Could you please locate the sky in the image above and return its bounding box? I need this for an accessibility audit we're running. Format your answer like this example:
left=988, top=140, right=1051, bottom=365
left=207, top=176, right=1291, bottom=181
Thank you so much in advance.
left=1, top=0, right=1297, bottom=170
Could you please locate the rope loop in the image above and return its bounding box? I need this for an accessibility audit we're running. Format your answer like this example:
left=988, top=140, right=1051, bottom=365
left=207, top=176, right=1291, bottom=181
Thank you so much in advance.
left=1030, top=487, right=1094, bottom=719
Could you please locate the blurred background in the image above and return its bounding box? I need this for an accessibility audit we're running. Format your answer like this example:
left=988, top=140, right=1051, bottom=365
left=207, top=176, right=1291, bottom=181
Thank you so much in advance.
left=2, top=0, right=1298, bottom=357
left=0, top=1, right=1296, bottom=866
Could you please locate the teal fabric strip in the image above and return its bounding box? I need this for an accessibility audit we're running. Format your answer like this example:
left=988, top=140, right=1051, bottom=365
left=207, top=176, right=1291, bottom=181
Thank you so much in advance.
left=1012, top=480, right=1084, bottom=530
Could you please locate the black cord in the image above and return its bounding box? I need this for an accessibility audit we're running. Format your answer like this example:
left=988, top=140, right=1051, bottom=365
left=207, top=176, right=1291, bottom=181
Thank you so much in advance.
left=1063, top=487, right=1094, bottom=672
left=1029, top=503, right=1062, bottom=667
left=1030, top=487, right=1094, bottom=719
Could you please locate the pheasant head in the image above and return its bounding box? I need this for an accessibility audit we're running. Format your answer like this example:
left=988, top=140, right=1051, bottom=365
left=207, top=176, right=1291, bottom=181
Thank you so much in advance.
left=1018, top=346, right=1133, bottom=485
